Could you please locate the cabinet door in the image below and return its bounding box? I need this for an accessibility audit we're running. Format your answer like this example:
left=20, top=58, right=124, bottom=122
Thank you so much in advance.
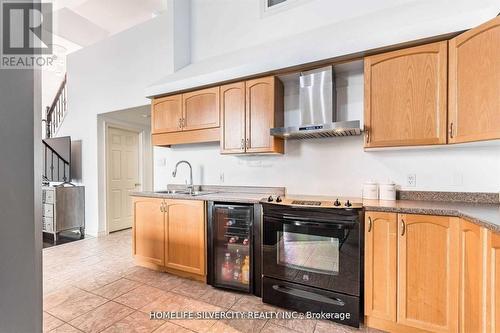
left=245, top=77, right=284, bottom=154
left=220, top=82, right=246, bottom=154
left=486, top=230, right=500, bottom=332
left=397, top=214, right=459, bottom=333
left=151, top=95, right=183, bottom=134
left=182, top=87, right=220, bottom=131
left=133, top=197, right=165, bottom=266
left=364, top=42, right=448, bottom=147
left=448, top=16, right=500, bottom=143
left=459, top=219, right=484, bottom=333
left=165, top=199, right=206, bottom=275
left=364, top=212, right=397, bottom=322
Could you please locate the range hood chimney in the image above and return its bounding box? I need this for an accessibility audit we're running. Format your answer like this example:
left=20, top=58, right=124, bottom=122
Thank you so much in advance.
left=271, top=66, right=361, bottom=139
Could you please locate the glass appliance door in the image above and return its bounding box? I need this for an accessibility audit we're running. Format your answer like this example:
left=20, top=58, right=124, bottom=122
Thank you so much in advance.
left=263, top=215, right=360, bottom=296
left=212, top=205, right=253, bottom=292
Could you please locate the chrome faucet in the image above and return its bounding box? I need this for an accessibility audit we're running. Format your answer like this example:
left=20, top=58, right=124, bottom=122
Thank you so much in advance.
left=172, top=160, right=194, bottom=194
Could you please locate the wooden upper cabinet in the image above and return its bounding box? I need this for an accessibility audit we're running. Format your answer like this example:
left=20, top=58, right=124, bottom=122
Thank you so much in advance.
left=397, top=214, right=459, bottom=333
left=364, top=42, right=448, bottom=147
left=133, top=197, right=165, bottom=266
left=364, top=212, right=397, bottom=322
left=448, top=16, right=500, bottom=143
left=151, top=95, right=183, bottom=134
left=459, top=219, right=484, bottom=333
left=245, top=76, right=284, bottom=154
left=182, top=87, right=220, bottom=131
left=486, top=230, right=500, bottom=332
left=165, top=199, right=205, bottom=276
left=221, top=82, right=246, bottom=154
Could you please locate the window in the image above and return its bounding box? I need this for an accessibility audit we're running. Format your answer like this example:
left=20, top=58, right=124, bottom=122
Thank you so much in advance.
left=261, top=0, right=310, bottom=16
left=268, top=0, right=288, bottom=7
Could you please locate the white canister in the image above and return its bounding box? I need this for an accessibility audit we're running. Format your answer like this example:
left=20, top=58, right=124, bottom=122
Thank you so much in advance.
left=379, top=182, right=397, bottom=201
left=362, top=181, right=379, bottom=200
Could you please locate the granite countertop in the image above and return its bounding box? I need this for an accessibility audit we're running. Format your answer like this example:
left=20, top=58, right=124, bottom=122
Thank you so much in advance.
left=131, top=185, right=285, bottom=204
left=131, top=186, right=500, bottom=232
left=131, top=190, right=272, bottom=204
left=363, top=199, right=500, bottom=232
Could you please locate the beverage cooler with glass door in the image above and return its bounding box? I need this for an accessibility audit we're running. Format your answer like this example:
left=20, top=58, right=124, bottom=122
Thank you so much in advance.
left=207, top=202, right=261, bottom=296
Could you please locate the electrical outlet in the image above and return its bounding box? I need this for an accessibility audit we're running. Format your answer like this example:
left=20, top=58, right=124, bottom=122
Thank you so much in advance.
left=406, top=174, right=416, bottom=187
left=219, top=172, right=225, bottom=183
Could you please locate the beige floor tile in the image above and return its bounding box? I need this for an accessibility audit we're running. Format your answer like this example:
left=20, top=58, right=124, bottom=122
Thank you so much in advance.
left=199, top=287, right=242, bottom=309
left=139, top=292, right=192, bottom=314
left=219, top=318, right=268, bottom=333
left=46, top=290, right=108, bottom=322
left=153, top=322, right=194, bottom=333
left=92, top=278, right=142, bottom=299
left=114, top=285, right=168, bottom=310
left=261, top=322, right=301, bottom=333
left=72, top=270, right=122, bottom=292
left=69, top=301, right=134, bottom=333
left=172, top=278, right=210, bottom=298
left=172, top=298, right=223, bottom=332
left=203, top=321, right=244, bottom=333
left=101, top=311, right=164, bottom=333
left=44, top=286, right=87, bottom=310
left=43, top=311, right=64, bottom=332
left=48, top=323, right=83, bottom=333
left=314, top=321, right=378, bottom=333
left=270, top=317, right=317, bottom=333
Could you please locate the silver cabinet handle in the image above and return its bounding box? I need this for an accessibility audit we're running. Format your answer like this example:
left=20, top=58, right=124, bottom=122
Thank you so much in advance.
left=401, top=219, right=405, bottom=236
left=241, top=138, right=245, bottom=150
left=365, top=128, right=370, bottom=144
left=367, top=216, right=372, bottom=232
left=245, top=138, right=250, bottom=149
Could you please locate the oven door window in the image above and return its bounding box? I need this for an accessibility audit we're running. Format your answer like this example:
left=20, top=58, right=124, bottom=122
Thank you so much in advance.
left=277, top=228, right=339, bottom=276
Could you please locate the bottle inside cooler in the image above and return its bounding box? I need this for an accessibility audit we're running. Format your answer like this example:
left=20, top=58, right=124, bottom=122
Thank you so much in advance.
left=213, top=205, right=252, bottom=291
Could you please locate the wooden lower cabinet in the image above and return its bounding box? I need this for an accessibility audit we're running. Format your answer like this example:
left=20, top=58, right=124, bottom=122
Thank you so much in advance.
left=364, top=212, right=397, bottom=322
left=459, top=219, right=484, bottom=333
left=165, top=200, right=206, bottom=276
left=398, top=214, right=459, bottom=333
left=133, top=197, right=206, bottom=280
left=133, top=197, right=165, bottom=266
left=486, top=230, right=500, bottom=332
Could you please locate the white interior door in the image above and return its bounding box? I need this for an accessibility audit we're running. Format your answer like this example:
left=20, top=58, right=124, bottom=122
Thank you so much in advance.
left=107, top=127, right=140, bottom=232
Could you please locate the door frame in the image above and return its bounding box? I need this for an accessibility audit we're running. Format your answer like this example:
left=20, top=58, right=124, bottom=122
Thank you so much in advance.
left=98, top=116, right=153, bottom=236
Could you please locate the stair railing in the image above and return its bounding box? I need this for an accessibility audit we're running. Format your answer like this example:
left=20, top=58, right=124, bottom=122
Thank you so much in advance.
left=46, top=74, right=67, bottom=138
left=42, top=140, right=70, bottom=182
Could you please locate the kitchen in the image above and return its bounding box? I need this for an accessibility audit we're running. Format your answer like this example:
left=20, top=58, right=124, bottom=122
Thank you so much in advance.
left=129, top=13, right=500, bottom=333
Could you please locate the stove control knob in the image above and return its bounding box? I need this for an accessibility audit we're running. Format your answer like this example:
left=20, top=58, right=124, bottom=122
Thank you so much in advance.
left=276, top=196, right=282, bottom=203
left=345, top=200, right=352, bottom=207
left=267, top=196, right=274, bottom=202
left=333, top=199, right=341, bottom=207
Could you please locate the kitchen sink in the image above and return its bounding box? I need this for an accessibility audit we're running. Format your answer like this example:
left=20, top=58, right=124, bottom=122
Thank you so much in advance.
left=155, top=190, right=216, bottom=196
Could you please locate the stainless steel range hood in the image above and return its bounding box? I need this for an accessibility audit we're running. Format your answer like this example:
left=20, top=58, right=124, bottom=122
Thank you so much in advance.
left=271, top=66, right=361, bottom=139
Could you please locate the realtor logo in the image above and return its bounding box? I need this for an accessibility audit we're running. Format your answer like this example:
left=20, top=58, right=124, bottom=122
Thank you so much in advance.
left=1, top=1, right=54, bottom=68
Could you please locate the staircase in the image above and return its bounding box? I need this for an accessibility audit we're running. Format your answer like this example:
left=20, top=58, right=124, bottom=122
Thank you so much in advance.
left=42, top=139, right=70, bottom=183
left=42, top=74, right=70, bottom=183
left=45, top=74, right=67, bottom=138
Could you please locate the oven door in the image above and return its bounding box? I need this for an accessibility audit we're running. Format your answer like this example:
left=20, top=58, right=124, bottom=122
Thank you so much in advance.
left=263, top=214, right=360, bottom=296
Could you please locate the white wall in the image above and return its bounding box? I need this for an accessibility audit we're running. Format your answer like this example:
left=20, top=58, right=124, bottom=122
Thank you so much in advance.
left=154, top=140, right=500, bottom=196
left=58, top=1, right=190, bottom=236
left=154, top=63, right=500, bottom=195
left=190, top=0, right=499, bottom=62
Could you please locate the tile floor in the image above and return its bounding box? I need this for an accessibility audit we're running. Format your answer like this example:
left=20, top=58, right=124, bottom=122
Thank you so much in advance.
left=43, top=229, right=382, bottom=333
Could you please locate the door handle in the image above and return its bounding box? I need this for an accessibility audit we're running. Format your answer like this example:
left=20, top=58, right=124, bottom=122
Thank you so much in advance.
left=241, top=138, right=245, bottom=150
left=449, top=122, right=454, bottom=138
left=134, top=183, right=141, bottom=187
left=272, top=285, right=346, bottom=306
left=367, top=216, right=372, bottom=232
left=245, top=138, right=250, bottom=149
left=178, top=118, right=182, bottom=128
left=401, top=219, right=406, bottom=236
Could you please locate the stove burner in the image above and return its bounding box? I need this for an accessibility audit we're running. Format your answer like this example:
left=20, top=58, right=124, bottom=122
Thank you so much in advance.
left=291, top=200, right=321, bottom=206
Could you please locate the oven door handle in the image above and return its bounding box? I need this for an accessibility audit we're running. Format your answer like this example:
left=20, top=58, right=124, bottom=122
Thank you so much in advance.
left=272, top=284, right=346, bottom=306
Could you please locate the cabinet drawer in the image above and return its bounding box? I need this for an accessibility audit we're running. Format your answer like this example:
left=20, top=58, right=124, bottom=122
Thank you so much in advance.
left=43, top=217, right=54, bottom=232
left=43, top=190, right=55, bottom=204
left=43, top=204, right=54, bottom=217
